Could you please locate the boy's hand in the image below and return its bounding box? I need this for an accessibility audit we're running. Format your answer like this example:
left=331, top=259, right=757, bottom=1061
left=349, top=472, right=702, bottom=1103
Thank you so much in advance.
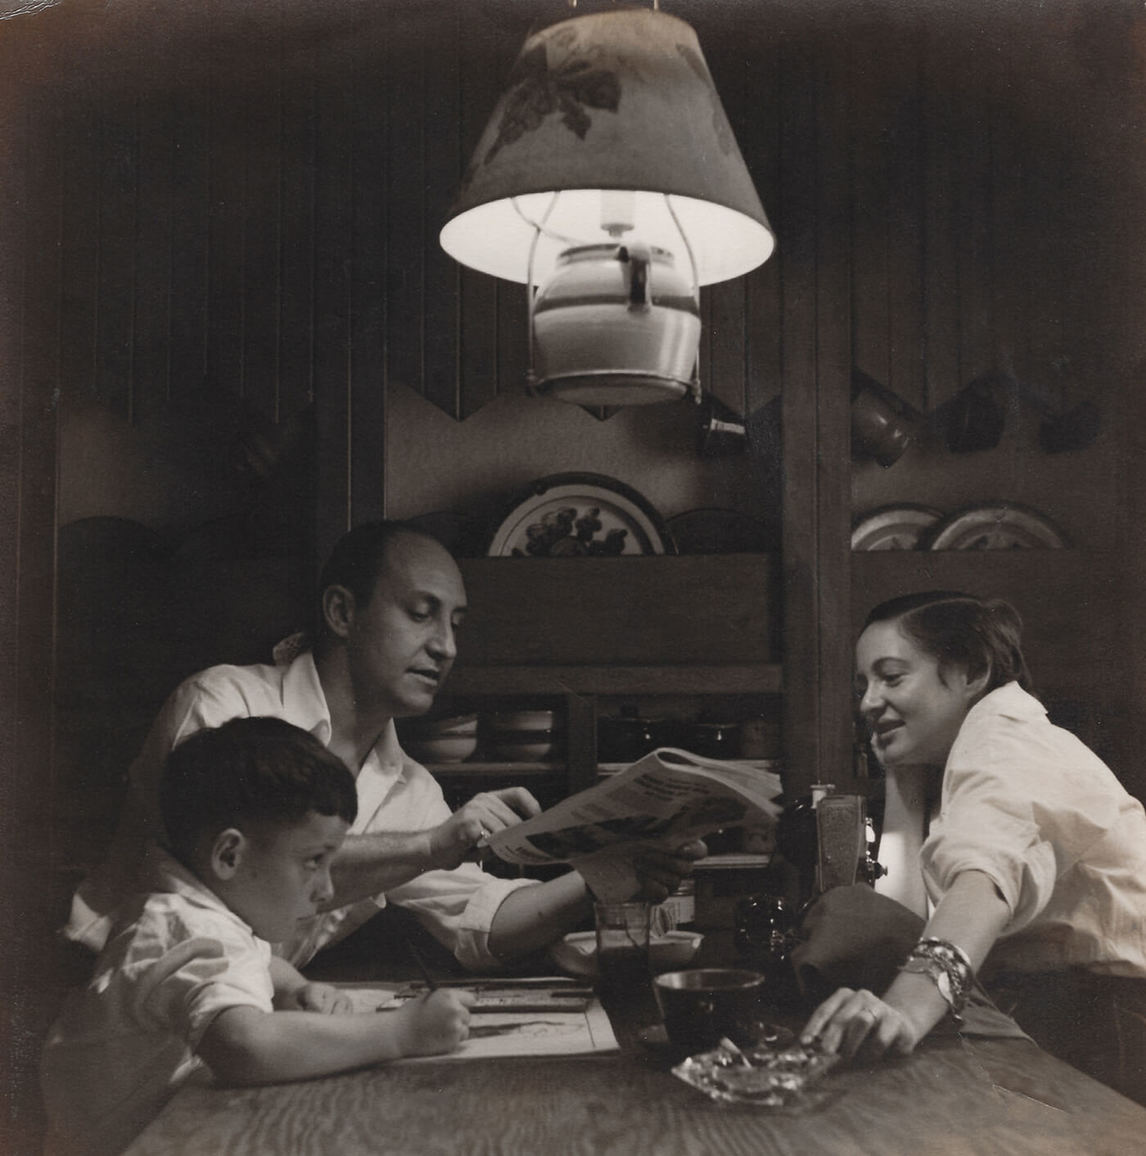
left=395, top=989, right=474, bottom=1056
left=283, top=981, right=353, bottom=1015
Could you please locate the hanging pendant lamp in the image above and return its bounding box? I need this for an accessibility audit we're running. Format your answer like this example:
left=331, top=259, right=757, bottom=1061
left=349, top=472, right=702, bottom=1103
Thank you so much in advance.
left=439, top=5, right=775, bottom=405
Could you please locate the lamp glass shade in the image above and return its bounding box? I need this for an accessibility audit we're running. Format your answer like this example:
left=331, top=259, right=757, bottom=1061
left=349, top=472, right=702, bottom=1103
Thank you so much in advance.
left=440, top=8, right=774, bottom=288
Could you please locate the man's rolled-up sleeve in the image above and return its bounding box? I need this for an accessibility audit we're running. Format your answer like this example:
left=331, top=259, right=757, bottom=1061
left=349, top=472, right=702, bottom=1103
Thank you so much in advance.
left=385, top=865, right=537, bottom=971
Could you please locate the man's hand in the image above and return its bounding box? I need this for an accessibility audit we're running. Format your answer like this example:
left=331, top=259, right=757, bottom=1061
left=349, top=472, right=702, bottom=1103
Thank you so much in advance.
left=629, top=838, right=707, bottom=903
left=280, top=981, right=353, bottom=1015
left=427, top=787, right=542, bottom=870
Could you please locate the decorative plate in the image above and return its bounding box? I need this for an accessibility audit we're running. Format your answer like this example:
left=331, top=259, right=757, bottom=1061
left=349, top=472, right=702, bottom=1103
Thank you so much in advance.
left=487, top=473, right=671, bottom=557
left=851, top=505, right=944, bottom=551
left=549, top=930, right=704, bottom=979
left=667, top=508, right=773, bottom=554
left=926, top=503, right=1068, bottom=550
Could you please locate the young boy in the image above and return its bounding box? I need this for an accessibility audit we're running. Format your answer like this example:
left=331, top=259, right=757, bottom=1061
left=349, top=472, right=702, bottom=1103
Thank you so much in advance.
left=41, top=717, right=473, bottom=1156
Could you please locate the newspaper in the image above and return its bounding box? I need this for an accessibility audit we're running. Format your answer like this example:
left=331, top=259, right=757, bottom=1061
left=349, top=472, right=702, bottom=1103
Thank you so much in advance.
left=483, top=747, right=783, bottom=902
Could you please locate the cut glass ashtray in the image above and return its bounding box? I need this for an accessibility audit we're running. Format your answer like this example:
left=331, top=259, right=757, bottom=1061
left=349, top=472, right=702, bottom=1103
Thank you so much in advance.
left=671, top=1038, right=840, bottom=1108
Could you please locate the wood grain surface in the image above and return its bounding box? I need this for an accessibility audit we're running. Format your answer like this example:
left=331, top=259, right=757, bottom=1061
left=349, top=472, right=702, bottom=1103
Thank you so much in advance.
left=126, top=1033, right=1146, bottom=1156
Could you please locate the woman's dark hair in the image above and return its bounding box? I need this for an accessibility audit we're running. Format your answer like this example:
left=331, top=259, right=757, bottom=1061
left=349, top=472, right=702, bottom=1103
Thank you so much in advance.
left=161, top=717, right=357, bottom=863
left=864, top=590, right=1031, bottom=693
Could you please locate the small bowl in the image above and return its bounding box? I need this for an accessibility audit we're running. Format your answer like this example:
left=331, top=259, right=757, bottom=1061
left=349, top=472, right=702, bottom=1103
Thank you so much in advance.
left=549, top=930, right=704, bottom=978
left=424, top=713, right=478, bottom=736
left=487, top=709, right=558, bottom=733
left=405, top=733, right=479, bottom=764
left=485, top=733, right=560, bottom=762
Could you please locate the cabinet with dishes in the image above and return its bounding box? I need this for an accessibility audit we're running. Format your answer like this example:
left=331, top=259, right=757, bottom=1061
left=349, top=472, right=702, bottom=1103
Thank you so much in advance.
left=847, top=379, right=1127, bottom=787
left=396, top=550, right=784, bottom=815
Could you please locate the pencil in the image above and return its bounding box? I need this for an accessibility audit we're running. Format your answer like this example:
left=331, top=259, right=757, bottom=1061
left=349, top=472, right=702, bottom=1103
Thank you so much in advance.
left=406, top=937, right=438, bottom=991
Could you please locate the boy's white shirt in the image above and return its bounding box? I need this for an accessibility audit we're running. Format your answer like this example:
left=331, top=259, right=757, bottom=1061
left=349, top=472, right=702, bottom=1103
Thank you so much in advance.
left=42, top=853, right=274, bottom=1156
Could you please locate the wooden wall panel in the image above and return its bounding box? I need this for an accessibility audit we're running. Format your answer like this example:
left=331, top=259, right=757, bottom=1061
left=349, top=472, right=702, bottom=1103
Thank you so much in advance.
left=167, top=32, right=212, bottom=397
left=813, top=27, right=859, bottom=792
left=204, top=31, right=249, bottom=409
left=778, top=26, right=821, bottom=791
left=238, top=20, right=285, bottom=422
left=849, top=16, right=894, bottom=394
left=132, top=63, right=175, bottom=417
left=383, top=21, right=425, bottom=399
left=883, top=21, right=926, bottom=410
left=348, top=20, right=390, bottom=526
left=93, top=36, right=139, bottom=421
left=422, top=8, right=463, bottom=419
left=4, top=20, right=62, bottom=1151
left=312, top=19, right=356, bottom=551
left=740, top=21, right=783, bottom=417
left=456, top=5, right=508, bottom=417
left=277, top=32, right=317, bottom=420
left=920, top=25, right=960, bottom=410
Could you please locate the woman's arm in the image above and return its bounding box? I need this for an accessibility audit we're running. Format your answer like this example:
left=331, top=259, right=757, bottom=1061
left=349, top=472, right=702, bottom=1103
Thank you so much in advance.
left=802, top=869, right=1010, bottom=1059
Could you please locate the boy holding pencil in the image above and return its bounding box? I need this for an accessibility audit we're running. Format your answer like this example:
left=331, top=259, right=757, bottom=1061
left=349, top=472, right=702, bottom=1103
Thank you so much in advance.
left=42, top=717, right=472, bottom=1156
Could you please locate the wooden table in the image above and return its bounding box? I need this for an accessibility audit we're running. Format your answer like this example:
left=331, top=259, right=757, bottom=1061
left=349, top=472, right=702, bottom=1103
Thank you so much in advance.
left=125, top=991, right=1146, bottom=1155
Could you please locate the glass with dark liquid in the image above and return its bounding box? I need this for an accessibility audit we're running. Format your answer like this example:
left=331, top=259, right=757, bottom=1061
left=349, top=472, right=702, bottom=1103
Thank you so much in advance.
left=594, top=901, right=652, bottom=1008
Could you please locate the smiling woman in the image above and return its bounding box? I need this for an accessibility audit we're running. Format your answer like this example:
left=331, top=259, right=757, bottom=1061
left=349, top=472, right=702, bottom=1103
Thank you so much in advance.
left=801, top=590, right=1146, bottom=1105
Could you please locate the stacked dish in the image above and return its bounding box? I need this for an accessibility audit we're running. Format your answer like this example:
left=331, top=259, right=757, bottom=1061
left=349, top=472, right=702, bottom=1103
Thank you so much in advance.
left=484, top=709, right=563, bottom=762
left=402, top=714, right=479, bottom=764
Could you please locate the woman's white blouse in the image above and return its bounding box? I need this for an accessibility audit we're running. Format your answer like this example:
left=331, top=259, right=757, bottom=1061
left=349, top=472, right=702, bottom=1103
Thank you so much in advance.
left=921, top=682, right=1146, bottom=977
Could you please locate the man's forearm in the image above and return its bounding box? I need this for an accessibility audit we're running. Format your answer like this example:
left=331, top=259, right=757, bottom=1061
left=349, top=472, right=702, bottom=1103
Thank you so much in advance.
left=326, top=830, right=439, bottom=908
left=486, top=871, right=594, bottom=959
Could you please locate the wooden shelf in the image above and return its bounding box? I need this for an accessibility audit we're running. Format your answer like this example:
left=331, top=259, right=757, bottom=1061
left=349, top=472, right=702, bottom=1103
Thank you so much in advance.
left=444, top=663, right=782, bottom=697
left=424, top=762, right=565, bottom=778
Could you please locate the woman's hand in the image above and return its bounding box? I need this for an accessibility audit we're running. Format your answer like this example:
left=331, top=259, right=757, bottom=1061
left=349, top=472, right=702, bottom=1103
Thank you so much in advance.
left=800, top=987, right=920, bottom=1061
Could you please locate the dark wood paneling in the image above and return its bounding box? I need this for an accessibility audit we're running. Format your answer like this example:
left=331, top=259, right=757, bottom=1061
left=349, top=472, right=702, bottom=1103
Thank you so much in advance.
left=456, top=555, right=779, bottom=668
left=167, top=25, right=212, bottom=396
left=920, top=24, right=960, bottom=410
left=778, top=25, right=821, bottom=792
left=383, top=20, right=425, bottom=397
left=3, top=18, right=63, bottom=1152
left=347, top=19, right=389, bottom=525
left=455, top=6, right=505, bottom=416
left=813, top=27, right=858, bottom=791
left=312, top=18, right=356, bottom=552
left=422, top=7, right=463, bottom=419
left=277, top=30, right=317, bottom=420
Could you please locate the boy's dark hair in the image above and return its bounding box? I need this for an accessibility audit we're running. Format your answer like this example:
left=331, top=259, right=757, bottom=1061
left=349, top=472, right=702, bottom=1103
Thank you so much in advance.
left=161, top=717, right=358, bottom=863
left=864, top=590, right=1031, bottom=693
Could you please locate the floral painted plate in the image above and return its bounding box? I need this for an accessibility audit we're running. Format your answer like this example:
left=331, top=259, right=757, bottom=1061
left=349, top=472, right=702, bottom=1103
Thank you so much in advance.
left=486, top=473, right=671, bottom=557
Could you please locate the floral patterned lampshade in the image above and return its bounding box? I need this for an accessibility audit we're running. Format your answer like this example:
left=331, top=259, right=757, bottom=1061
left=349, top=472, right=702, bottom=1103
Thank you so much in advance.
left=439, top=7, right=774, bottom=289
